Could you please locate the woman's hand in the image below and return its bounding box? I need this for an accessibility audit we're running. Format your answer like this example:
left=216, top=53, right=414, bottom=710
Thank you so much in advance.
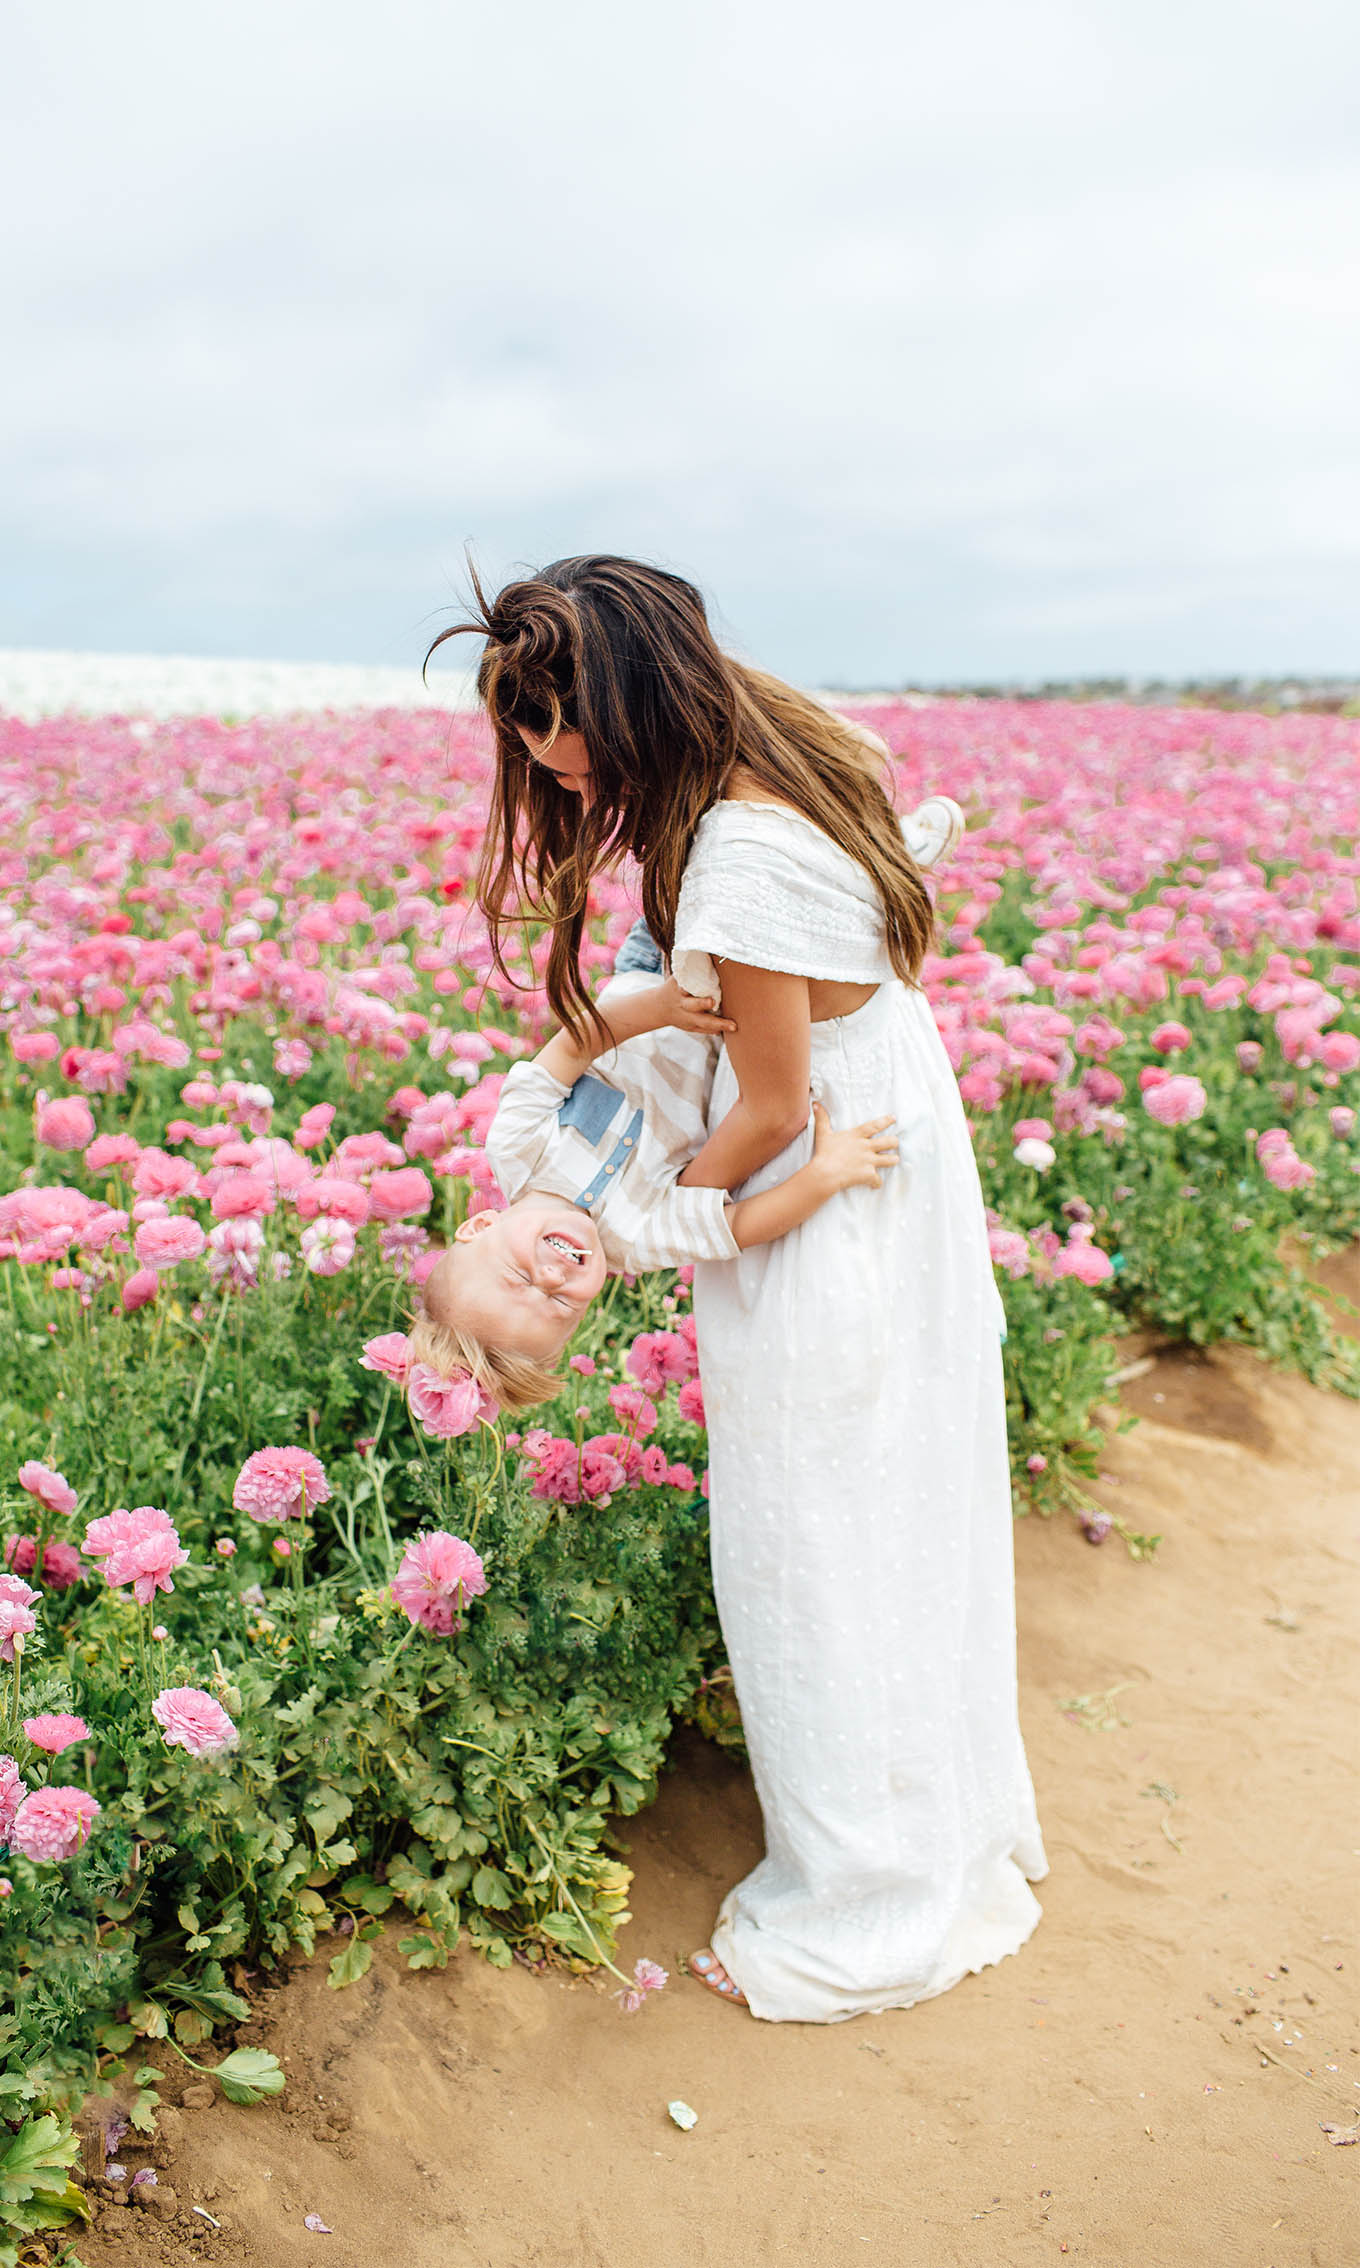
left=810, top=1102, right=899, bottom=1191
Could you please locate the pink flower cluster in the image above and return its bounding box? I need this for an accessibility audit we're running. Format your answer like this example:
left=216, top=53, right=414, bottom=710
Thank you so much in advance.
left=232, top=1447, right=331, bottom=1523
left=390, top=1530, right=487, bottom=1635
left=81, top=1505, right=188, bottom=1602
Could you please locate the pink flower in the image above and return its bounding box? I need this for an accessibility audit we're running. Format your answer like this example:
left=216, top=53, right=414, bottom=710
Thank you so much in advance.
left=300, top=1217, right=356, bottom=1275
left=579, top=1442, right=628, bottom=1500
left=4, top=1535, right=83, bottom=1590
left=640, top=1445, right=669, bottom=1485
left=391, top=1529, right=488, bottom=1635
left=1235, top=1041, right=1264, bottom=1073
left=1150, top=1021, right=1192, bottom=1054
left=22, top=1713, right=89, bottom=1756
left=1053, top=1235, right=1115, bottom=1286
left=294, top=1177, right=370, bottom=1226
left=1142, top=1074, right=1207, bottom=1126
left=359, top=1331, right=412, bottom=1383
left=608, top=1384, right=657, bottom=1437
left=1330, top=1106, right=1356, bottom=1138
left=18, top=1461, right=78, bottom=1518
left=232, top=1447, right=331, bottom=1523
left=666, top=1462, right=696, bottom=1490
left=987, top=1226, right=1031, bottom=1277
left=366, top=1166, right=434, bottom=1223
left=81, top=1506, right=187, bottom=1603
left=293, top=1102, right=336, bottom=1151
left=0, top=1572, right=39, bottom=1662
left=210, top=1173, right=276, bottom=1221
left=568, top=1353, right=597, bottom=1377
left=10, top=1784, right=101, bottom=1862
left=134, top=1217, right=207, bottom=1269
left=1012, top=1117, right=1053, bottom=1142
left=677, top=1377, right=707, bottom=1427
left=407, top=1364, right=498, bottom=1438
left=11, top=1030, right=60, bottom=1063
left=1319, top=1030, right=1360, bottom=1074
left=0, top=1754, right=22, bottom=1842
left=36, top=1097, right=96, bottom=1152
left=151, top=1685, right=239, bottom=1758
left=121, top=1268, right=159, bottom=1313
left=131, top=1148, right=198, bottom=1201
left=1026, top=1452, right=1048, bottom=1474
left=616, top=1957, right=668, bottom=2014
left=625, top=1330, right=695, bottom=1395
left=216, top=1537, right=237, bottom=1557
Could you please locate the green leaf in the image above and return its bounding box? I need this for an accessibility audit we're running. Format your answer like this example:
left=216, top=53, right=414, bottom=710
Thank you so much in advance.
left=326, top=1935, right=374, bottom=1990
left=0, top=2113, right=82, bottom=2207
left=212, top=2048, right=287, bottom=2105
left=399, top=1932, right=450, bottom=1971
left=470, top=1864, right=514, bottom=1911
left=303, top=1786, right=353, bottom=1844
left=539, top=1910, right=600, bottom=1961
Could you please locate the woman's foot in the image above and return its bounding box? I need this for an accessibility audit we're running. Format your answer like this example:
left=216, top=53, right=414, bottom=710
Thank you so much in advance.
left=689, top=1949, right=748, bottom=2005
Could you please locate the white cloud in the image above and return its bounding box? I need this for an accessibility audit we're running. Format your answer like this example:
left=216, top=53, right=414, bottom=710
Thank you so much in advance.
left=3, top=0, right=1359, bottom=677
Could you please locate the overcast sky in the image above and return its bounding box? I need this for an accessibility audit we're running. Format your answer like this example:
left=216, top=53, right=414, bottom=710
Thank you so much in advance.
left=4, top=0, right=1359, bottom=684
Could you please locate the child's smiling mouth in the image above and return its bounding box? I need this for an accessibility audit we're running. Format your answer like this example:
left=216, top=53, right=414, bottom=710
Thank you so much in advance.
left=541, top=1230, right=589, bottom=1265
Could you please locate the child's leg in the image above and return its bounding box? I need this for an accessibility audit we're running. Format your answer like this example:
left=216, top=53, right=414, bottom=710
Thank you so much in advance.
left=611, top=917, right=665, bottom=977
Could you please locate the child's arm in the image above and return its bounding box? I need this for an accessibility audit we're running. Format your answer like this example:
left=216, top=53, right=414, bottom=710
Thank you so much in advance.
left=536, top=977, right=733, bottom=1088
left=724, top=1103, right=898, bottom=1251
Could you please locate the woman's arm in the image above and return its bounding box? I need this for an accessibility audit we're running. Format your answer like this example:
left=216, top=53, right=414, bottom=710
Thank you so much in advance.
left=677, top=961, right=813, bottom=1192
left=537, top=977, right=733, bottom=1089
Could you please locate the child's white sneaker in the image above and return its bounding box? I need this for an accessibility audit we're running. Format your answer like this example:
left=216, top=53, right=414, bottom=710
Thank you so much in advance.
left=901, top=794, right=965, bottom=870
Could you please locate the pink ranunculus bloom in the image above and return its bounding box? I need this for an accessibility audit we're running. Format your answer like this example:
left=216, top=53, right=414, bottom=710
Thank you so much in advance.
left=293, top=1176, right=370, bottom=1226
left=134, top=1217, right=207, bottom=1269
left=677, top=1377, right=706, bottom=1427
left=85, top=1133, right=142, bottom=1173
left=1319, top=1029, right=1360, bottom=1074
left=1330, top=1106, right=1356, bottom=1139
left=0, top=1570, right=40, bottom=1662
left=22, top=1712, right=90, bottom=1756
left=210, top=1173, right=277, bottom=1221
left=366, top=1166, right=434, bottom=1223
left=273, top=1038, right=313, bottom=1081
left=18, top=1461, right=78, bottom=1518
left=11, top=1030, right=60, bottom=1063
left=1026, top=1452, right=1048, bottom=1475
left=390, top=1529, right=488, bottom=1635
left=407, top=1363, right=498, bottom=1439
left=300, top=1216, right=356, bottom=1275
left=568, top=1353, right=597, bottom=1377
left=616, top=1957, right=668, bottom=2014
left=77, top=1207, right=131, bottom=1253
left=151, top=1685, right=239, bottom=1758
left=35, top=1097, right=97, bottom=1153
left=579, top=1442, right=628, bottom=1500
left=0, top=1754, right=22, bottom=1842
left=625, top=1330, right=695, bottom=1396
left=1012, top=1117, right=1053, bottom=1143
left=232, top=1447, right=331, bottom=1524
left=10, top=1784, right=101, bottom=1862
left=1235, top=1040, right=1264, bottom=1073
left=640, top=1445, right=669, bottom=1485
left=1142, top=1074, right=1208, bottom=1127
left=1260, top=1144, right=1315, bottom=1192
left=666, top=1462, right=697, bottom=1490
left=81, top=1505, right=187, bottom=1603
left=359, top=1331, right=413, bottom=1383
left=5, top=1535, right=83, bottom=1590
left=121, top=1268, right=159, bottom=1313
left=1053, top=1236, right=1116, bottom=1286
left=1013, top=1136, right=1056, bottom=1172
left=987, top=1226, right=1031, bottom=1278
left=1150, top=1021, right=1193, bottom=1055
left=131, top=1147, right=198, bottom=1201
left=608, top=1383, right=658, bottom=1437
left=293, top=1102, right=337, bottom=1152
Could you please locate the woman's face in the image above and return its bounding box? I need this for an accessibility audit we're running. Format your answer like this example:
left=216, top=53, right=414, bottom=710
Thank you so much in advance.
left=518, top=723, right=593, bottom=806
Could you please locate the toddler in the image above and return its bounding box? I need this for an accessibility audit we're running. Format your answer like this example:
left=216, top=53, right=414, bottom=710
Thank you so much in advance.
left=409, top=795, right=965, bottom=1410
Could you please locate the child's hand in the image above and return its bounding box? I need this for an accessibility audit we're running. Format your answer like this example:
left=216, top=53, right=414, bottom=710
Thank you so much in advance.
left=811, top=1101, right=899, bottom=1190
left=656, top=975, right=736, bottom=1037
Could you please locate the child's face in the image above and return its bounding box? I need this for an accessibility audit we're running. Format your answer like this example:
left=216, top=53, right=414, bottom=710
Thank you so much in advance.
left=442, top=1195, right=608, bottom=1360
left=518, top=724, right=593, bottom=806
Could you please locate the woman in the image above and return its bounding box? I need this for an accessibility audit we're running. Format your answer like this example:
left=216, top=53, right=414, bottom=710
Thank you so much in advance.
left=432, top=555, right=1047, bottom=2023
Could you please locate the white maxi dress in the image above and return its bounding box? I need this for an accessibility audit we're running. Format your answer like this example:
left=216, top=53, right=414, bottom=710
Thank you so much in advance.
left=673, top=802, right=1048, bottom=2024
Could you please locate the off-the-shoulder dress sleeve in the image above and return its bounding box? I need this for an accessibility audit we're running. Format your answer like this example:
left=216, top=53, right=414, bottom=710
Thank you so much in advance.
left=672, top=803, right=895, bottom=999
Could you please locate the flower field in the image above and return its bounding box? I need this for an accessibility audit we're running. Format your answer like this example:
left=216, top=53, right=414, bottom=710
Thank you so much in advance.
left=1, top=697, right=1357, bottom=2255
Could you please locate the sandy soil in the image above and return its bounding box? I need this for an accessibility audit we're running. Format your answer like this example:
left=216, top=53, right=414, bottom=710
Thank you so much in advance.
left=75, top=1258, right=1360, bottom=2268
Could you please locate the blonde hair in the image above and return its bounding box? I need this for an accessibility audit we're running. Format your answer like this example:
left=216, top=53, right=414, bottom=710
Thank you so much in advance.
left=408, top=1253, right=567, bottom=1415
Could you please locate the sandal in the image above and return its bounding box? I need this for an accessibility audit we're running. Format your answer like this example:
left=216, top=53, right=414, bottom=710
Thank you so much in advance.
left=689, top=1948, right=748, bottom=2005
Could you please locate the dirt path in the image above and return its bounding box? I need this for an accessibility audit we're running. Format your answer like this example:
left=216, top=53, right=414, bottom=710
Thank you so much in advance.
left=79, top=1281, right=1360, bottom=2268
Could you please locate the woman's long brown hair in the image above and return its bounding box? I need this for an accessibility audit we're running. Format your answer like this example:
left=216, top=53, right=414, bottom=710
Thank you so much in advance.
left=426, top=555, right=935, bottom=1039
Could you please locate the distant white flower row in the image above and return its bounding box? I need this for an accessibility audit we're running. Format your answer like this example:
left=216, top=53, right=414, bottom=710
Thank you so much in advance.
left=0, top=648, right=478, bottom=719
